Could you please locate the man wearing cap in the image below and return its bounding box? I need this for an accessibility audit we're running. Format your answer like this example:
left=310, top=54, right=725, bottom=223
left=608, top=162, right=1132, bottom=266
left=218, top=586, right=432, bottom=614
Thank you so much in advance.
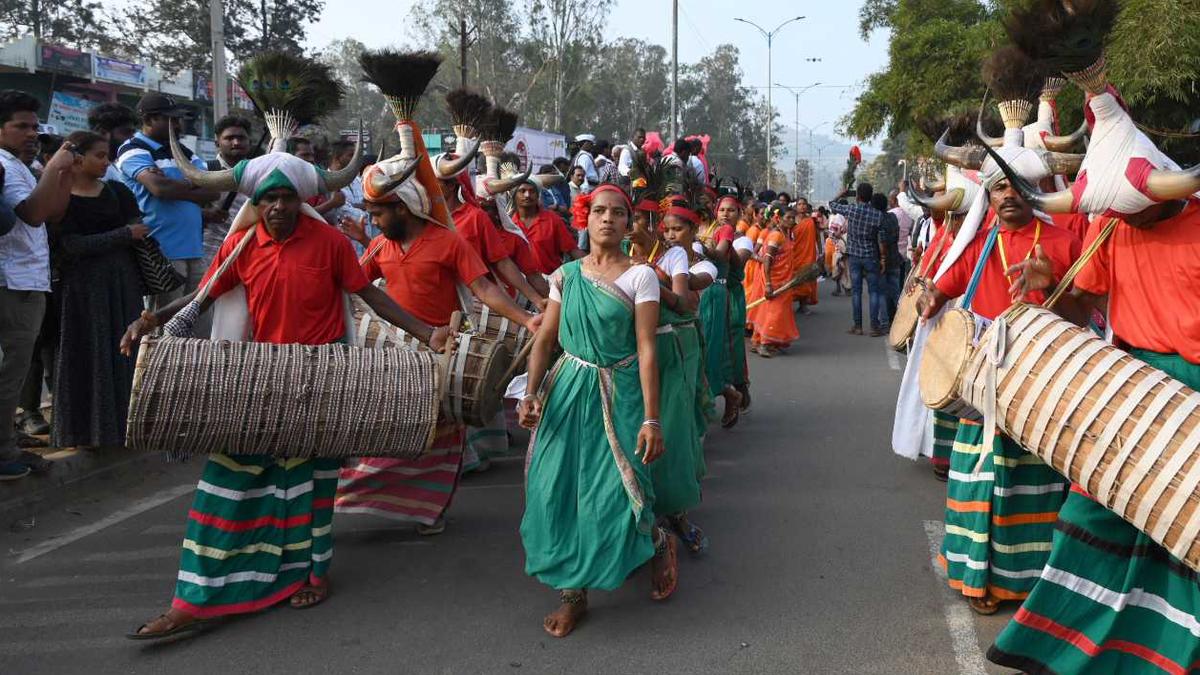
left=571, top=134, right=599, bottom=193
left=617, top=128, right=647, bottom=178
left=116, top=93, right=219, bottom=310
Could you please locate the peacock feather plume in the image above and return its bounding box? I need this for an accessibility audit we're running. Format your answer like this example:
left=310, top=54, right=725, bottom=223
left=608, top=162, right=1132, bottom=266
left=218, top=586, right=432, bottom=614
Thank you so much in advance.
left=236, top=52, right=345, bottom=149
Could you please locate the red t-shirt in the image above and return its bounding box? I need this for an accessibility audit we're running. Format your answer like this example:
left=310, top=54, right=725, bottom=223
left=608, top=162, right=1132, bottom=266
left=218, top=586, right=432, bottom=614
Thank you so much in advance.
left=202, top=214, right=369, bottom=345
left=1074, top=202, right=1200, bottom=363
left=1051, top=212, right=1091, bottom=243
left=513, top=209, right=576, bottom=275
left=935, top=217, right=1081, bottom=320
left=454, top=201, right=509, bottom=265
left=362, top=225, right=488, bottom=327
left=702, top=222, right=736, bottom=246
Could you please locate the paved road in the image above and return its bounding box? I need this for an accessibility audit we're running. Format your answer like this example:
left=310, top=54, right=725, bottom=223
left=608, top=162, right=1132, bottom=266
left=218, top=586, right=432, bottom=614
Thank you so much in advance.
left=0, top=283, right=1017, bottom=674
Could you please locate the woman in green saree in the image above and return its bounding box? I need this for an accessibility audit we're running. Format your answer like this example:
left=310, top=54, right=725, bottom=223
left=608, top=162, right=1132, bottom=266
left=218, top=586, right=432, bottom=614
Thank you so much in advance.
left=519, top=185, right=678, bottom=638
left=696, top=201, right=743, bottom=429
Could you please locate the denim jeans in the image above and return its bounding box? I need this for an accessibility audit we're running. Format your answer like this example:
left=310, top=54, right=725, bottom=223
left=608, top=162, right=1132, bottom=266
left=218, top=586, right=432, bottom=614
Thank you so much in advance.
left=848, top=255, right=885, bottom=330
left=882, top=263, right=904, bottom=326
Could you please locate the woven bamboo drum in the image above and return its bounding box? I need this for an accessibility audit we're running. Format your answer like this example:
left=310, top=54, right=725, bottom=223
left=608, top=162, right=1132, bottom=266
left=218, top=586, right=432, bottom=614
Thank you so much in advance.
left=468, top=299, right=530, bottom=355
left=919, top=307, right=982, bottom=420
left=888, top=273, right=922, bottom=352
left=960, top=303, right=1200, bottom=572
left=127, top=336, right=441, bottom=459
left=440, top=331, right=511, bottom=427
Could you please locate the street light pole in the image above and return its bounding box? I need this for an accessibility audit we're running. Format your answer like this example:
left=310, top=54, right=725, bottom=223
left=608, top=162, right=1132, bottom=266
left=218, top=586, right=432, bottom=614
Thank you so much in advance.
left=210, top=0, right=228, bottom=123
left=775, top=81, right=820, bottom=199
left=735, top=16, right=804, bottom=192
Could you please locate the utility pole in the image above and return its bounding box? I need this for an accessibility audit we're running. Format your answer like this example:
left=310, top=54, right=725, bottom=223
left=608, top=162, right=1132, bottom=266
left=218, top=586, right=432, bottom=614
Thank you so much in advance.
left=671, top=0, right=678, bottom=141
left=735, top=16, right=805, bottom=191
left=458, top=19, right=468, bottom=87
left=210, top=0, right=228, bottom=122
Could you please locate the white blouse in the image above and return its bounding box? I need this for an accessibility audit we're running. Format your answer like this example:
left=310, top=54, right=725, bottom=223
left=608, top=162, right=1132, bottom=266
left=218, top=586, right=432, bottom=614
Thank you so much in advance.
left=549, top=264, right=661, bottom=305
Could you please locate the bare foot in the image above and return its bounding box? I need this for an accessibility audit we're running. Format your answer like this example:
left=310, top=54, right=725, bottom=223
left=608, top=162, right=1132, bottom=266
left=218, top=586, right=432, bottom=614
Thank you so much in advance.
left=543, top=592, right=587, bottom=637
left=650, top=531, right=679, bottom=601
left=967, top=595, right=1000, bottom=615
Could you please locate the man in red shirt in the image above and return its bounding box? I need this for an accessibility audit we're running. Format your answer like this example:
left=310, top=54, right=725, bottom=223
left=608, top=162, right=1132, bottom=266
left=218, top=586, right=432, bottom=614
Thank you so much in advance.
left=439, top=162, right=547, bottom=309
left=120, top=166, right=449, bottom=637
left=987, top=197, right=1200, bottom=673
left=336, top=167, right=540, bottom=532
left=512, top=181, right=582, bottom=275
left=918, top=171, right=1079, bottom=615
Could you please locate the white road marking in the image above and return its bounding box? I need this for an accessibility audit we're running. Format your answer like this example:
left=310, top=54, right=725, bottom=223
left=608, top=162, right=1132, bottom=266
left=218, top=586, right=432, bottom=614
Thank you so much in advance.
left=923, top=519, right=989, bottom=675
left=14, top=484, right=194, bottom=564
left=886, top=344, right=904, bottom=371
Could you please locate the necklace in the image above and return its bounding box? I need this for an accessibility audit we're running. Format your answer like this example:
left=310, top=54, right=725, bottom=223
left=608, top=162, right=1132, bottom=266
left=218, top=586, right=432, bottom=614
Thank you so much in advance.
left=996, top=220, right=1042, bottom=277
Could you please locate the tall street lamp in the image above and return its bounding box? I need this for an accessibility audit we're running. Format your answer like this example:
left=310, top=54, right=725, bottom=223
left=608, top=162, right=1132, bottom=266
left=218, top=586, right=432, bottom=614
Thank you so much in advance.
left=775, top=81, right=821, bottom=198
left=735, top=15, right=805, bottom=192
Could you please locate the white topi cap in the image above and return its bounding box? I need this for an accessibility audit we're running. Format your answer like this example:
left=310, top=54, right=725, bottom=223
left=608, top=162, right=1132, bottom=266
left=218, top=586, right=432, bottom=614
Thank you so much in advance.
left=574, top=133, right=596, bottom=143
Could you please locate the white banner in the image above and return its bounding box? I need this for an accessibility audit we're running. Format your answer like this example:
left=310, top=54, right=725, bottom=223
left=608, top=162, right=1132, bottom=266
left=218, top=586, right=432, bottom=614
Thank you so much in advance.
left=506, top=126, right=567, bottom=171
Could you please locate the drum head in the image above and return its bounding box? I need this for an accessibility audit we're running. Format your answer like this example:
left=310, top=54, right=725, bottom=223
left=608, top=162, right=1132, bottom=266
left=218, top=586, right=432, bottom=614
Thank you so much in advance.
left=920, top=309, right=974, bottom=409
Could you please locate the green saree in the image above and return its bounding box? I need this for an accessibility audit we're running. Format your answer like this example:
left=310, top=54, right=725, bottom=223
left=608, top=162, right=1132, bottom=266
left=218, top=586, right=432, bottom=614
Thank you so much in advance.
left=650, top=302, right=704, bottom=517
left=520, top=261, right=656, bottom=591
left=698, top=255, right=733, bottom=398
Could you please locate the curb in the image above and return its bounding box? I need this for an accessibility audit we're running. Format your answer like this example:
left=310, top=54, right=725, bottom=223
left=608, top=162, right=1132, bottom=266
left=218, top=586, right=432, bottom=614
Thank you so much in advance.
left=0, top=445, right=163, bottom=518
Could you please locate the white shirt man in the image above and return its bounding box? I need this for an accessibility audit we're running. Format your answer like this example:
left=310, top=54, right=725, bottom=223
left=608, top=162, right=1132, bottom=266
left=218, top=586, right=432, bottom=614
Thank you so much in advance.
left=571, top=133, right=598, bottom=193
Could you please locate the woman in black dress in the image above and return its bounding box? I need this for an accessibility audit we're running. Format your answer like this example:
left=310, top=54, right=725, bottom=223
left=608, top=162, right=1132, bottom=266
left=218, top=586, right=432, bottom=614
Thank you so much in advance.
left=49, top=130, right=148, bottom=449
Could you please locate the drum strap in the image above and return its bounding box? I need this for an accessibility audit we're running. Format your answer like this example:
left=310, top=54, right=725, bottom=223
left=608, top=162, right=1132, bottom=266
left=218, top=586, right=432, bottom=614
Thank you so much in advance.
left=1044, top=218, right=1119, bottom=309
left=962, top=224, right=999, bottom=312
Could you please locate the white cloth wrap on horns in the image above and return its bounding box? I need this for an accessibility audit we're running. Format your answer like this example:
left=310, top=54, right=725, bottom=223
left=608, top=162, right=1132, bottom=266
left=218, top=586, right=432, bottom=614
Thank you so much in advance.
left=234, top=152, right=323, bottom=202
left=1074, top=91, right=1183, bottom=217
left=981, top=144, right=1051, bottom=192
left=373, top=156, right=436, bottom=222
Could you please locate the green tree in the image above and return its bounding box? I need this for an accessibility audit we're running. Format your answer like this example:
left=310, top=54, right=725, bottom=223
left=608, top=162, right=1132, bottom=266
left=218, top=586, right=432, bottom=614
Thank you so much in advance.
left=0, top=0, right=120, bottom=51
left=526, top=0, right=614, bottom=131
left=114, top=0, right=324, bottom=75
left=579, top=38, right=670, bottom=139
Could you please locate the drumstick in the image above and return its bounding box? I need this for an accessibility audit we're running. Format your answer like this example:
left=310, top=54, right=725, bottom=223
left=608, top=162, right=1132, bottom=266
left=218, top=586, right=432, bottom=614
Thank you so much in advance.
left=745, top=263, right=822, bottom=310
left=497, top=336, right=536, bottom=386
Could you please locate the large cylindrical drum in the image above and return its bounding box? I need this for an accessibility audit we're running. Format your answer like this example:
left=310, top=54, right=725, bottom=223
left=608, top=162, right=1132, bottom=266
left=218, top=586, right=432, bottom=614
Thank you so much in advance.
left=961, top=303, right=1200, bottom=572
left=127, top=337, right=441, bottom=459
left=918, top=307, right=983, bottom=420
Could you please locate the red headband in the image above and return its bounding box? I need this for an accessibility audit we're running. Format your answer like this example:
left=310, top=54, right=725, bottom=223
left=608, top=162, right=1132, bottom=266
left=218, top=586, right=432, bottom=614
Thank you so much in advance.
left=570, top=184, right=635, bottom=230
left=634, top=198, right=660, bottom=213
left=664, top=205, right=700, bottom=225
left=718, top=195, right=740, bottom=210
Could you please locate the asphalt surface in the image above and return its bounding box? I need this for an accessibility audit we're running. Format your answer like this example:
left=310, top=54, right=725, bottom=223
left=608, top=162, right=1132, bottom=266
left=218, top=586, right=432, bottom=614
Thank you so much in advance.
left=0, top=283, right=1018, bottom=674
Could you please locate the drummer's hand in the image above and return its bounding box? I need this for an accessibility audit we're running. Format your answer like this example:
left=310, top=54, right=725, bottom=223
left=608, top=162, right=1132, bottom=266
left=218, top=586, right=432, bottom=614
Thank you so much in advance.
left=429, top=325, right=452, bottom=351
left=517, top=395, right=542, bottom=429
left=917, top=288, right=938, bottom=320
left=533, top=296, right=549, bottom=312
left=120, top=310, right=158, bottom=356
left=524, top=313, right=543, bottom=333
left=1007, top=244, right=1055, bottom=299
left=764, top=286, right=775, bottom=300
left=636, top=424, right=665, bottom=464
left=338, top=214, right=369, bottom=247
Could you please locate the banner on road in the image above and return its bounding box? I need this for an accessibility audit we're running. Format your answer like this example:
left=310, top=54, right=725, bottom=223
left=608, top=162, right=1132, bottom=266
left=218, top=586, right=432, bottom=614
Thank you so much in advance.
left=38, top=44, right=92, bottom=75
left=506, top=127, right=567, bottom=171
left=46, top=91, right=97, bottom=135
left=94, top=56, right=147, bottom=87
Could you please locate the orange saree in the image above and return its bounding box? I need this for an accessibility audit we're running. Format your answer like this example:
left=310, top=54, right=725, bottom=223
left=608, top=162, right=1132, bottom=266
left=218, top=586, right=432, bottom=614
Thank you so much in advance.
left=750, top=229, right=800, bottom=348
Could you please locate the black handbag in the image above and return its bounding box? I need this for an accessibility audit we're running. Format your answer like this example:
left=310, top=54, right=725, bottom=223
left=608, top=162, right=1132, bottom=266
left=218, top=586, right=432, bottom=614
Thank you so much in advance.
left=133, top=236, right=185, bottom=295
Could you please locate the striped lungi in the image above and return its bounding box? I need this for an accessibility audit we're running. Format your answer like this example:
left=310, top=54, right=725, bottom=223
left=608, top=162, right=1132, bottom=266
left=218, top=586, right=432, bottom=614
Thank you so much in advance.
left=334, top=422, right=465, bottom=524
left=171, top=454, right=339, bottom=618
left=938, top=419, right=1067, bottom=601
left=988, top=349, right=1200, bottom=675
left=931, top=410, right=958, bottom=471
left=463, top=410, right=513, bottom=472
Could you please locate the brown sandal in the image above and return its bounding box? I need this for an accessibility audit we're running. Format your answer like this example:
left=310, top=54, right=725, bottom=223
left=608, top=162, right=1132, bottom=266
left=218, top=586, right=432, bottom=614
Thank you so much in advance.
left=125, top=611, right=210, bottom=640
left=290, top=581, right=330, bottom=610
left=967, top=596, right=1000, bottom=616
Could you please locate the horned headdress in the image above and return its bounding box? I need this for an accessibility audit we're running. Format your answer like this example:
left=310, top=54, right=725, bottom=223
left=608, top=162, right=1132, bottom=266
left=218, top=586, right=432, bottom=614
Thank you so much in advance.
left=433, top=88, right=488, bottom=179
left=992, top=0, right=1200, bottom=216
left=475, top=106, right=531, bottom=196
left=169, top=51, right=362, bottom=206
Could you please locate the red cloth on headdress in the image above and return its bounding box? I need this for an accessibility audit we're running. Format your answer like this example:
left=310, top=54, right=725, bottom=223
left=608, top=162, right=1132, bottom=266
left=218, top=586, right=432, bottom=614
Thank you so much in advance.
left=642, top=132, right=664, bottom=157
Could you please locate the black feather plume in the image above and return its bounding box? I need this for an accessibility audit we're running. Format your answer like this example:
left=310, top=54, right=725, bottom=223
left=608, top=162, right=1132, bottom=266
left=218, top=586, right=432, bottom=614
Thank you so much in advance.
left=359, top=49, right=443, bottom=120
left=479, top=106, right=519, bottom=143
left=1005, top=0, right=1118, bottom=74
left=982, top=45, right=1045, bottom=104
left=445, top=88, right=492, bottom=133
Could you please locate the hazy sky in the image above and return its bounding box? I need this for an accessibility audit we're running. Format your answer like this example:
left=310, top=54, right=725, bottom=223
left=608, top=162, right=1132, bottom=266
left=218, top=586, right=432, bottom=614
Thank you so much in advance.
left=304, top=0, right=889, bottom=150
